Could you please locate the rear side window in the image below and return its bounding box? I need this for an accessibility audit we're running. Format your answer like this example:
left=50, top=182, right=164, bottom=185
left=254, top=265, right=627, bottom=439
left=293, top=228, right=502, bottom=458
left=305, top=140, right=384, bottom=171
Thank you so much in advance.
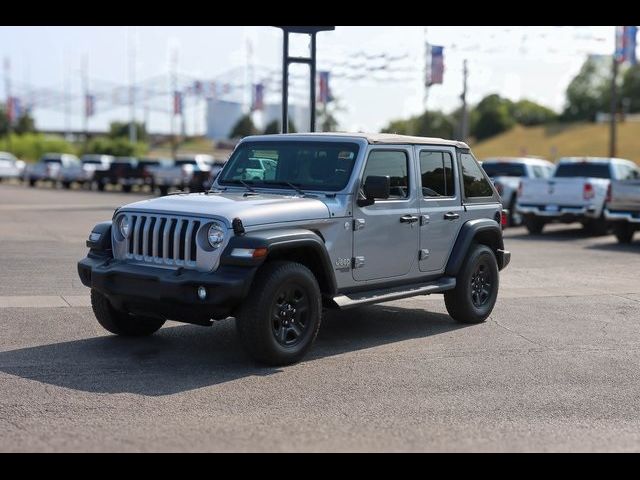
left=460, top=153, right=494, bottom=198
left=481, top=162, right=526, bottom=178
left=531, top=165, right=552, bottom=178
left=554, top=163, right=611, bottom=179
left=420, top=151, right=455, bottom=197
left=363, top=150, right=409, bottom=199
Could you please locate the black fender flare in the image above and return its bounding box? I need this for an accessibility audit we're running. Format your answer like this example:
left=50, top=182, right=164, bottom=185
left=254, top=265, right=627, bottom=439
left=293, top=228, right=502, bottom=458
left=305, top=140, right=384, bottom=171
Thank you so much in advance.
left=220, top=228, right=337, bottom=295
left=445, top=219, right=506, bottom=276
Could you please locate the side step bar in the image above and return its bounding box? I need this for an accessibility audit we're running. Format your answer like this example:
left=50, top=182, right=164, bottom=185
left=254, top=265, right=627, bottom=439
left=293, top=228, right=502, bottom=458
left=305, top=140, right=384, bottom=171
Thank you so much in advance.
left=331, top=277, right=456, bottom=309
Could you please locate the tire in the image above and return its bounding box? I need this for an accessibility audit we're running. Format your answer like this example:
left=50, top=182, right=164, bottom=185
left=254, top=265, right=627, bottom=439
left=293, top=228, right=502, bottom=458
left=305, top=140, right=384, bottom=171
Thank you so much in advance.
left=508, top=196, right=520, bottom=227
left=122, top=184, right=132, bottom=193
left=91, top=289, right=165, bottom=336
left=445, top=244, right=499, bottom=324
left=235, top=261, right=322, bottom=366
left=158, top=185, right=169, bottom=196
left=29, top=178, right=36, bottom=187
left=61, top=181, right=71, bottom=189
left=97, top=182, right=105, bottom=191
left=614, top=223, right=635, bottom=244
left=524, top=216, right=545, bottom=235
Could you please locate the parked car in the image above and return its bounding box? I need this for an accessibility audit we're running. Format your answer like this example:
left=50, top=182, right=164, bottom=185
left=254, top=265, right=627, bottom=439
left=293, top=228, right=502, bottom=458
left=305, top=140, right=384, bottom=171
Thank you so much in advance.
left=140, top=157, right=174, bottom=192
left=517, top=157, right=640, bottom=235
left=94, top=157, right=141, bottom=192
left=201, top=160, right=226, bottom=192
left=241, top=157, right=277, bottom=181
left=0, top=152, right=26, bottom=182
left=78, top=132, right=510, bottom=366
left=481, top=157, right=554, bottom=226
left=604, top=165, right=640, bottom=244
left=24, top=153, right=81, bottom=187
left=58, top=154, right=114, bottom=189
left=153, top=154, right=214, bottom=195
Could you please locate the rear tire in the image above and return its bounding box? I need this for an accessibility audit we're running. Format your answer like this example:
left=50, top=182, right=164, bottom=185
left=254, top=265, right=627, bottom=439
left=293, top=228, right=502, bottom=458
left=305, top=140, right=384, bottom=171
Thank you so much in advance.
left=29, top=178, right=36, bottom=187
left=524, top=216, right=545, bottom=234
left=508, top=196, right=520, bottom=227
left=158, top=185, right=169, bottom=196
left=614, top=223, right=635, bottom=244
left=235, top=261, right=322, bottom=366
left=122, top=184, right=132, bottom=193
left=445, top=244, right=499, bottom=324
left=61, top=181, right=71, bottom=189
left=583, top=215, right=609, bottom=236
left=91, top=289, right=165, bottom=336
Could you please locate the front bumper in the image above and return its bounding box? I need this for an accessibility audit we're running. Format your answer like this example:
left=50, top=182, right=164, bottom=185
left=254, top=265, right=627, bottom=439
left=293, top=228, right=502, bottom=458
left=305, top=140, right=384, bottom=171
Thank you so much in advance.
left=78, top=256, right=257, bottom=322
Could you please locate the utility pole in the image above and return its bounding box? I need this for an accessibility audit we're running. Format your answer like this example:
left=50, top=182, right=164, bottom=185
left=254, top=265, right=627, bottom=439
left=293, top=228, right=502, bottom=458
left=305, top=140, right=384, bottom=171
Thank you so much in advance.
left=82, top=54, right=88, bottom=144
left=171, top=47, right=178, bottom=157
left=460, top=59, right=469, bottom=142
left=423, top=27, right=430, bottom=112
left=128, top=27, right=137, bottom=144
left=64, top=51, right=71, bottom=141
left=609, top=48, right=619, bottom=158
left=3, top=57, right=11, bottom=150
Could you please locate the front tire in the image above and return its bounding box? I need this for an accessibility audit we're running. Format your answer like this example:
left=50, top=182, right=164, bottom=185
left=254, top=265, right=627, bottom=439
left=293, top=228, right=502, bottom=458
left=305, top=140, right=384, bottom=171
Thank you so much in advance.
left=91, top=289, right=165, bottom=336
left=445, top=244, right=499, bottom=324
left=235, top=261, right=322, bottom=366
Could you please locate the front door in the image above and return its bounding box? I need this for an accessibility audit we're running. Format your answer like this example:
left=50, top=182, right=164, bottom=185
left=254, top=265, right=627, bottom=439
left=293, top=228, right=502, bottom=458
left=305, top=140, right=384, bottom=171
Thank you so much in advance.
left=416, top=147, right=464, bottom=273
left=352, top=148, right=419, bottom=281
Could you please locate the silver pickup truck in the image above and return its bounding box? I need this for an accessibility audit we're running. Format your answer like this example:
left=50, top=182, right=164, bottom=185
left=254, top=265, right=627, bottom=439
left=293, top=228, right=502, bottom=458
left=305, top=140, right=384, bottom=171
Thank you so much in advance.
left=481, top=157, right=554, bottom=226
left=604, top=165, right=640, bottom=243
left=153, top=154, right=215, bottom=195
left=517, top=157, right=639, bottom=235
left=78, top=133, right=510, bottom=365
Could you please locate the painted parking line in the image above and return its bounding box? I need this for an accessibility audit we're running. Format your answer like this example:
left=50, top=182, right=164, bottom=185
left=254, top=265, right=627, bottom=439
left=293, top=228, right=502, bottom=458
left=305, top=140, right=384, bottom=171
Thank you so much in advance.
left=0, top=295, right=90, bottom=308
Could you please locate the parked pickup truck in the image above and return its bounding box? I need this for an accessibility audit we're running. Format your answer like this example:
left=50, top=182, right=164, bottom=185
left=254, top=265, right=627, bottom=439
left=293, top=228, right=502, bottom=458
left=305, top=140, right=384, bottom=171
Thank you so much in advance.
left=517, top=157, right=639, bottom=235
left=78, top=132, right=510, bottom=365
left=481, top=157, right=554, bottom=226
left=0, top=151, right=26, bottom=182
left=25, top=153, right=81, bottom=187
left=58, top=154, right=114, bottom=189
left=604, top=165, right=640, bottom=243
left=94, top=157, right=165, bottom=192
left=153, top=154, right=215, bottom=195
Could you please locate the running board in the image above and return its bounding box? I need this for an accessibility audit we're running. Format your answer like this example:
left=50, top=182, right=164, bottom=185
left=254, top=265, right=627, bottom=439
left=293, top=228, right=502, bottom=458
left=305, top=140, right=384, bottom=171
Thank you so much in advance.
left=331, top=277, right=456, bottom=309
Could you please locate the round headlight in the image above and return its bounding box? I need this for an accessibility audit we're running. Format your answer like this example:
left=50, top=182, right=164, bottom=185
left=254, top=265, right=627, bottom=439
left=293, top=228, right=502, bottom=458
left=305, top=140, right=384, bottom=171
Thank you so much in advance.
left=207, top=223, right=225, bottom=249
left=119, top=216, right=130, bottom=238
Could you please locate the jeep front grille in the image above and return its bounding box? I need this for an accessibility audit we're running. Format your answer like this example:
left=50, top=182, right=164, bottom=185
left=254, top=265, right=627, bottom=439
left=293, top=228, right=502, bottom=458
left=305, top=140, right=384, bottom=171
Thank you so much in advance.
left=126, top=214, right=201, bottom=267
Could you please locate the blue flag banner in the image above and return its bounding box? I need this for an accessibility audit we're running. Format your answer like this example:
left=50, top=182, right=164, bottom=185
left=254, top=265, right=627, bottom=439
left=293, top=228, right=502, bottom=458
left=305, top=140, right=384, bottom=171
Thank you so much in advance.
left=429, top=46, right=444, bottom=86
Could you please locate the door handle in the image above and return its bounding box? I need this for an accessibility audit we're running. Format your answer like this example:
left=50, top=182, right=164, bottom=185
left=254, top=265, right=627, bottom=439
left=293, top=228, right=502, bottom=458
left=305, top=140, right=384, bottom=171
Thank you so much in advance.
left=400, top=215, right=419, bottom=224
left=444, top=212, right=460, bottom=221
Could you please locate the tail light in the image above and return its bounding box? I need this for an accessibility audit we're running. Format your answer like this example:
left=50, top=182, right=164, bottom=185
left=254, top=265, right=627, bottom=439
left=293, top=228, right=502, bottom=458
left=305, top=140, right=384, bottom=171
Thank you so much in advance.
left=605, top=183, right=612, bottom=203
left=501, top=209, right=508, bottom=229
left=517, top=181, right=523, bottom=198
left=583, top=182, right=595, bottom=200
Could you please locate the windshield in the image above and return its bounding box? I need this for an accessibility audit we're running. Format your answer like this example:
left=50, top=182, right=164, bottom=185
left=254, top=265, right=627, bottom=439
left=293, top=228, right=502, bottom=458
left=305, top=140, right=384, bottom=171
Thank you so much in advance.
left=175, top=160, right=197, bottom=166
left=217, top=141, right=360, bottom=191
left=482, top=162, right=526, bottom=177
left=43, top=158, right=62, bottom=164
left=554, top=163, right=611, bottom=179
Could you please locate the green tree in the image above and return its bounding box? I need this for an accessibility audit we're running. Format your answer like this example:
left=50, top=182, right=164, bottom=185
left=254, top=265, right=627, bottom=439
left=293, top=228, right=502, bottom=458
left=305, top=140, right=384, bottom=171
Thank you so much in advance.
left=263, top=119, right=297, bottom=134
left=472, top=94, right=516, bottom=141
left=82, top=136, right=147, bottom=157
left=229, top=114, right=258, bottom=139
left=14, top=111, right=36, bottom=135
left=109, top=121, right=147, bottom=141
left=562, top=55, right=611, bottom=122
left=621, top=64, right=640, bottom=113
left=0, top=104, right=9, bottom=137
left=317, top=101, right=341, bottom=132
left=510, top=99, right=557, bottom=126
left=381, top=110, right=455, bottom=138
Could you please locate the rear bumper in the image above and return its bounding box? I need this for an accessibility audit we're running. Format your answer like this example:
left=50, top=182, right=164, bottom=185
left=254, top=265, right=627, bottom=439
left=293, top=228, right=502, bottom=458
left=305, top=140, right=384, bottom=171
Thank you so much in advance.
left=604, top=209, right=640, bottom=224
left=78, top=256, right=257, bottom=322
left=517, top=203, right=600, bottom=220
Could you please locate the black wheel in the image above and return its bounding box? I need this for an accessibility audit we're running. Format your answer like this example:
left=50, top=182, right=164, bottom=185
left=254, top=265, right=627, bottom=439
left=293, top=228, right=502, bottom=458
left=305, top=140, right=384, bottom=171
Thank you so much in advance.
left=158, top=185, right=169, bottom=196
left=235, top=261, right=322, bottom=366
left=97, top=182, right=105, bottom=191
left=523, top=216, right=545, bottom=234
left=613, top=223, right=635, bottom=244
left=91, top=289, right=165, bottom=336
left=29, top=178, right=36, bottom=187
left=508, top=196, right=520, bottom=227
left=445, top=244, right=499, bottom=324
left=583, top=215, right=609, bottom=236
left=61, top=181, right=71, bottom=189
left=122, top=184, right=132, bottom=193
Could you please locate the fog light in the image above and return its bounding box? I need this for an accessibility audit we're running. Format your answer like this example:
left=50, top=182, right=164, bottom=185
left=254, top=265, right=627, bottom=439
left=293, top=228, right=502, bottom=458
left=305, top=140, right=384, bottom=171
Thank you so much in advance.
left=197, top=286, right=207, bottom=300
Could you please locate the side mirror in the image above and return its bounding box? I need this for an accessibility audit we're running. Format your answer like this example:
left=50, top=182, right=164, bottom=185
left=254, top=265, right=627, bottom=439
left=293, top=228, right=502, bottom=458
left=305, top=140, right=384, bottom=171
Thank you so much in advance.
left=358, top=175, right=390, bottom=207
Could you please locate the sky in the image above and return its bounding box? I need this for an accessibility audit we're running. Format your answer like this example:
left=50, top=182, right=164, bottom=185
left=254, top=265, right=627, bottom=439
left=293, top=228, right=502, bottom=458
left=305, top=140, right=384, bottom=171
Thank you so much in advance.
left=0, top=26, right=618, bottom=135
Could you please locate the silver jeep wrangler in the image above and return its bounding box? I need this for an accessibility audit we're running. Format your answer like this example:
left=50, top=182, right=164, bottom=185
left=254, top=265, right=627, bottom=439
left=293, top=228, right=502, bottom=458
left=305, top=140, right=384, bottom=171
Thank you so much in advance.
left=78, top=133, right=510, bottom=365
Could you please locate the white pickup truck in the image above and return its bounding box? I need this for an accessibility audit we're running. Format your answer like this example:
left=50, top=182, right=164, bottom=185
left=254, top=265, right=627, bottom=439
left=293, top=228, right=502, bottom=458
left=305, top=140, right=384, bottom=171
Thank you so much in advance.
left=517, top=157, right=639, bottom=235
left=604, top=164, right=640, bottom=243
left=481, top=157, right=554, bottom=226
left=153, top=154, right=214, bottom=195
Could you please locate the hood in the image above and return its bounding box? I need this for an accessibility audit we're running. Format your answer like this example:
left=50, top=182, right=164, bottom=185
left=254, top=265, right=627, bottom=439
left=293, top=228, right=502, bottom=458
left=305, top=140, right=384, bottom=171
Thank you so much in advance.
left=120, top=191, right=331, bottom=227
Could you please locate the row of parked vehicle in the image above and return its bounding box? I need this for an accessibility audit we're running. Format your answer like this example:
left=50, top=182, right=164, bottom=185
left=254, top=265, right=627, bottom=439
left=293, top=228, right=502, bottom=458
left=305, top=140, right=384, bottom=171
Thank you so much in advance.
left=0, top=151, right=226, bottom=195
left=481, top=156, right=640, bottom=244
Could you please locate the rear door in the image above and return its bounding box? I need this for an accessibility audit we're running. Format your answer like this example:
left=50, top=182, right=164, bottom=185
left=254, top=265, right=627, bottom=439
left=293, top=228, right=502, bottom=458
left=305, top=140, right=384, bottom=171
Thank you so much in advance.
left=416, top=147, right=464, bottom=273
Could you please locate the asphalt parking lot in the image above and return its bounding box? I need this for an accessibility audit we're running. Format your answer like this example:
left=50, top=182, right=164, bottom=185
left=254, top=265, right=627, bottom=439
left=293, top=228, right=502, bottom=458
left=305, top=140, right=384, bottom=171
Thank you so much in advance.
left=1, top=182, right=639, bottom=452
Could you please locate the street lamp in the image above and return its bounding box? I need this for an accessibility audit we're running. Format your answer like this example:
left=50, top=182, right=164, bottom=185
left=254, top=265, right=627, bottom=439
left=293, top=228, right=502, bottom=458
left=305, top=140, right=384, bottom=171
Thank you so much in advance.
left=273, top=26, right=335, bottom=133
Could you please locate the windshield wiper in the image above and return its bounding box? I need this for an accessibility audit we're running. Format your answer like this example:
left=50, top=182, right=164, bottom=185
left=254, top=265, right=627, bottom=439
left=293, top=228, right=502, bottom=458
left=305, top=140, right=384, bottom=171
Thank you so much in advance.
left=262, top=180, right=307, bottom=196
left=225, top=179, right=256, bottom=192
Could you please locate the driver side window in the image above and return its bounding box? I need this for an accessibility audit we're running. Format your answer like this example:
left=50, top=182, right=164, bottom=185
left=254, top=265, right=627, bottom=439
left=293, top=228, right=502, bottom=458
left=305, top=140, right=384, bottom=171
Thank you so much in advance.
left=362, top=150, right=409, bottom=199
